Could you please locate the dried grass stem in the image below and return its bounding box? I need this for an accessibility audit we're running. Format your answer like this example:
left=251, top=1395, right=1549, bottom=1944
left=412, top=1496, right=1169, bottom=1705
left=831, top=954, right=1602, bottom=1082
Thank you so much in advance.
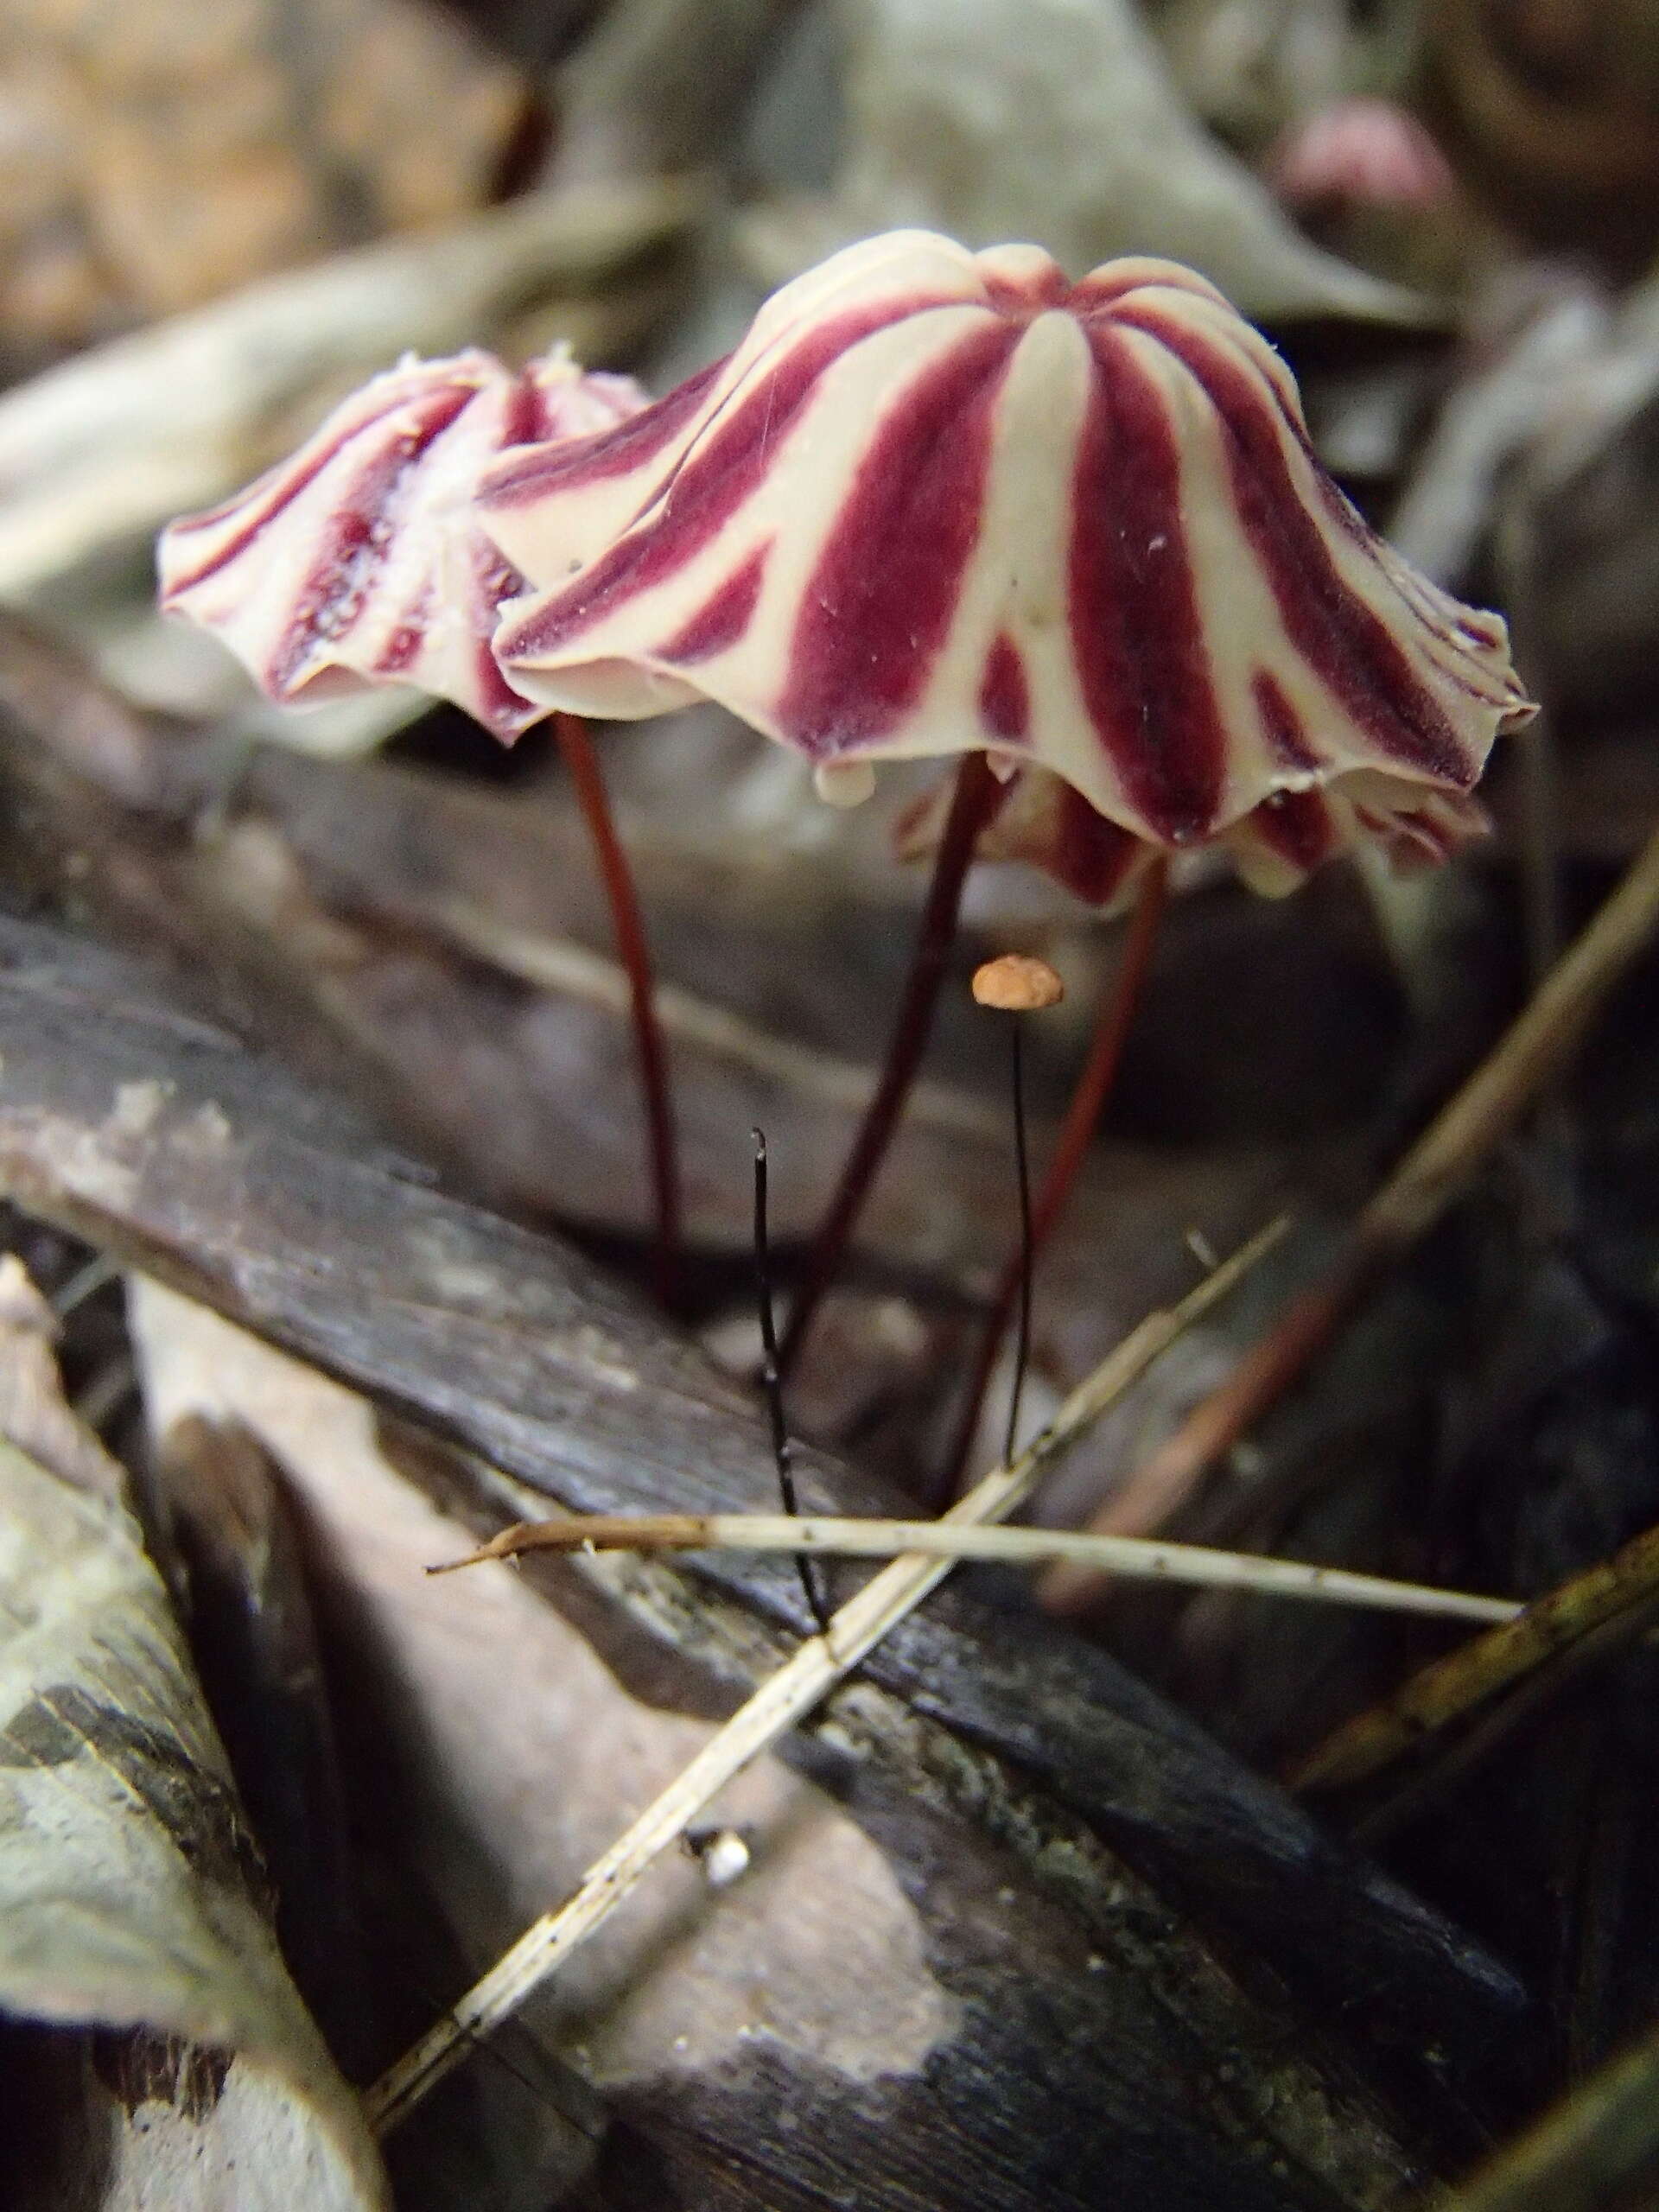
left=364, top=1215, right=1287, bottom=2136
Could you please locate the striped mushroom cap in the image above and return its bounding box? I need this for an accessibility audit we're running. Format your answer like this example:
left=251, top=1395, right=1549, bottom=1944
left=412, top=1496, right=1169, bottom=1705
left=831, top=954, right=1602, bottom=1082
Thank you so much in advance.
left=158, top=348, right=647, bottom=742
left=483, top=228, right=1534, bottom=887
left=893, top=749, right=1497, bottom=907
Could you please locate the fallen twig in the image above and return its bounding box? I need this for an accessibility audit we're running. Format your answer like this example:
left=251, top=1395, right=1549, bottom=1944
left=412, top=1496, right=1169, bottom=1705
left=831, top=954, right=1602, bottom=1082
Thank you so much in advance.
left=433, top=1510, right=1518, bottom=1625
left=1043, top=817, right=1659, bottom=1605
left=1291, top=1515, right=1659, bottom=1796
left=1436, top=2018, right=1659, bottom=2211
left=364, top=1216, right=1287, bottom=2136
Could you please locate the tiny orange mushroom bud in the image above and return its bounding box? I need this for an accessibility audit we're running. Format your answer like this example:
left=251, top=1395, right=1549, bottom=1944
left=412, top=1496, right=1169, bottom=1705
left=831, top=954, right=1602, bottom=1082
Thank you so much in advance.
left=971, top=954, right=1065, bottom=1012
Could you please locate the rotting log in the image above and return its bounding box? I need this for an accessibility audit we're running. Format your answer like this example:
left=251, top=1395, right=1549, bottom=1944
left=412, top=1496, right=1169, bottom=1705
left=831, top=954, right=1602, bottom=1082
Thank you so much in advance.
left=0, top=910, right=1540, bottom=2205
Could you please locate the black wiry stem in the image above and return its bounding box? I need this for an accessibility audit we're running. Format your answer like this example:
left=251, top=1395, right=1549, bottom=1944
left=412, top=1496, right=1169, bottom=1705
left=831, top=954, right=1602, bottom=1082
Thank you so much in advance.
left=1003, top=1018, right=1034, bottom=1471
left=933, top=855, right=1169, bottom=1505
left=753, top=1129, right=831, bottom=1633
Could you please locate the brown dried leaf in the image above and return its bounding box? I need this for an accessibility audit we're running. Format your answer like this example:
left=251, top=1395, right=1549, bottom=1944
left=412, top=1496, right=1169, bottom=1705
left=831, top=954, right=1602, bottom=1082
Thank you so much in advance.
left=0, top=173, right=696, bottom=614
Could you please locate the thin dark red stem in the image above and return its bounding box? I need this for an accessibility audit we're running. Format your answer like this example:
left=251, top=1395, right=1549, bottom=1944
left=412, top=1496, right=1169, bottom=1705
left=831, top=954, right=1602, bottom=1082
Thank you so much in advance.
left=554, top=713, right=680, bottom=1306
left=934, top=856, right=1169, bottom=1502
left=779, top=751, right=1001, bottom=1376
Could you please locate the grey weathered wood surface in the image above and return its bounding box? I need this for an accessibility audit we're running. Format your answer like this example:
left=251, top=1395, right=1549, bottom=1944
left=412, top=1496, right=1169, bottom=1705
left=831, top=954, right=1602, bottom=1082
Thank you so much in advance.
left=0, top=620, right=1536, bottom=2199
left=0, top=909, right=1534, bottom=2207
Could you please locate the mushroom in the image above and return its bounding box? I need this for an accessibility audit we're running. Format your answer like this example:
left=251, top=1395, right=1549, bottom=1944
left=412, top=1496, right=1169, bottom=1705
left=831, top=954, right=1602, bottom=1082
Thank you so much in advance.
left=160, top=347, right=645, bottom=742
left=971, top=954, right=1066, bottom=1014
left=971, top=955, right=1065, bottom=1471
left=157, top=348, right=686, bottom=1300
left=479, top=230, right=1534, bottom=1376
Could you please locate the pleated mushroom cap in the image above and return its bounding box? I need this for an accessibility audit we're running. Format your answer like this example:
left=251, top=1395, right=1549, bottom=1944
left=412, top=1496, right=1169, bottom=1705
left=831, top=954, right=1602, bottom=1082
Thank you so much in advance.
left=485, top=228, right=1534, bottom=890
left=159, top=349, right=646, bottom=741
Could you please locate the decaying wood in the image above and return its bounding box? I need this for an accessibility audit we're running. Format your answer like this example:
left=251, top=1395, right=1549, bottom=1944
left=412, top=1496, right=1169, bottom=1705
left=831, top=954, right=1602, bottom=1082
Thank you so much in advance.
left=0, top=1425, right=387, bottom=2210
left=0, top=911, right=1538, bottom=2200
left=370, top=1224, right=1286, bottom=2131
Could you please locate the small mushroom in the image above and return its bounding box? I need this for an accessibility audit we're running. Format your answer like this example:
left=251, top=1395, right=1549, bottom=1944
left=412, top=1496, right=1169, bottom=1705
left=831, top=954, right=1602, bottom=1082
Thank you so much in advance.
left=156, top=348, right=685, bottom=1299
left=971, top=955, right=1065, bottom=1013
left=478, top=229, right=1532, bottom=1371
left=969, top=954, right=1067, bottom=1472
left=159, top=347, right=645, bottom=742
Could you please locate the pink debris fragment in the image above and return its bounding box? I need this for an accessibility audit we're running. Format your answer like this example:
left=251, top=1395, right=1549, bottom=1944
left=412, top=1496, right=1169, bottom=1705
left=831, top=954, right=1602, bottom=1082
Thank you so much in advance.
left=1267, top=98, right=1459, bottom=217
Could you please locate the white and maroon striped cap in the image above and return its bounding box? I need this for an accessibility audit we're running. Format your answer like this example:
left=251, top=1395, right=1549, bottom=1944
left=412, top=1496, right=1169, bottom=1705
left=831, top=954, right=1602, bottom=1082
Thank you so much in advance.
left=158, top=348, right=646, bottom=742
left=483, top=229, right=1533, bottom=896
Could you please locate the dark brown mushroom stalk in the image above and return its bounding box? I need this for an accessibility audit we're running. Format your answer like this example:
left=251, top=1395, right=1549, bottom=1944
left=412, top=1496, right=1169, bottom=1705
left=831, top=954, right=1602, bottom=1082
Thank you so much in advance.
left=776, top=748, right=1002, bottom=1371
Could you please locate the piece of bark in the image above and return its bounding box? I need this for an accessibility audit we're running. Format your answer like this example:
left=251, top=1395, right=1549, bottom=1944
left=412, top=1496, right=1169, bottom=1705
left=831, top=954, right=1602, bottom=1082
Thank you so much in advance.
left=153, top=1412, right=378, bottom=2082
left=0, top=1433, right=387, bottom=2210
left=0, top=913, right=1534, bottom=2166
